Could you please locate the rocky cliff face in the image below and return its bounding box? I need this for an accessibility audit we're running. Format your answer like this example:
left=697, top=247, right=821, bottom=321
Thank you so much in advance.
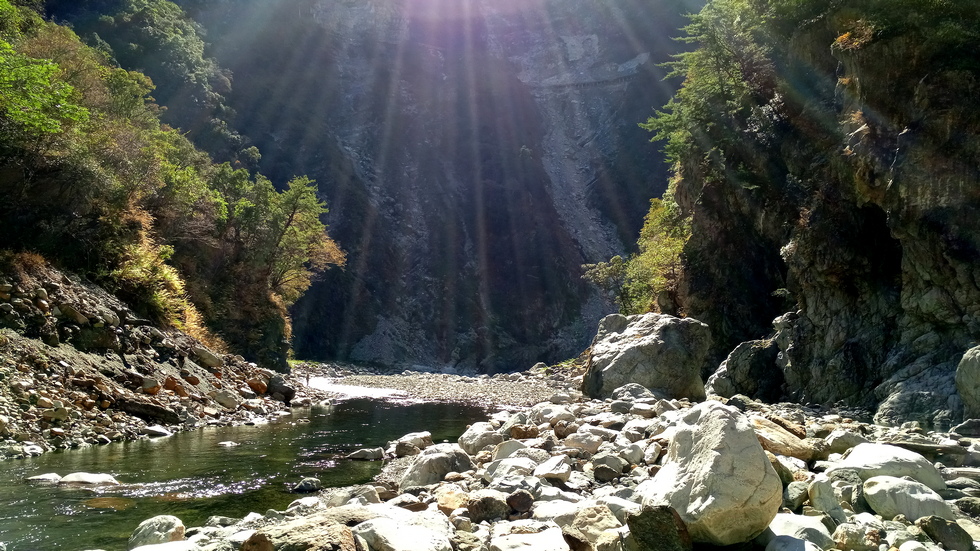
left=676, top=5, right=980, bottom=427
left=190, top=0, right=695, bottom=371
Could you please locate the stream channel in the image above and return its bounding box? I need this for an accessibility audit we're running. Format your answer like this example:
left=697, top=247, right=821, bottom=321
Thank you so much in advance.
left=0, top=388, right=489, bottom=551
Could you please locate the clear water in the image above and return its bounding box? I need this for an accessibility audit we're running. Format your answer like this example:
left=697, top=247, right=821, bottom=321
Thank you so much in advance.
left=0, top=398, right=488, bottom=551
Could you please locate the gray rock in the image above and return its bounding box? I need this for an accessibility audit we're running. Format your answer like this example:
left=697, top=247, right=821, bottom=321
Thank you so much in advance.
left=611, top=383, right=656, bottom=401
left=564, top=505, right=622, bottom=548
left=533, top=454, right=572, bottom=482
left=465, top=489, right=510, bottom=523
left=129, top=515, right=185, bottom=549
left=636, top=401, right=782, bottom=545
left=915, top=515, right=973, bottom=551
left=625, top=505, right=692, bottom=551
left=831, top=514, right=885, bottom=551
left=705, top=339, right=781, bottom=402
left=348, top=447, right=384, bottom=460
left=459, top=422, right=504, bottom=455
left=292, top=477, right=321, bottom=493
left=211, top=390, right=241, bottom=410
left=488, top=523, right=569, bottom=551
left=863, top=476, right=955, bottom=521
left=352, top=516, right=453, bottom=551
left=192, top=346, right=224, bottom=368
left=783, top=481, right=809, bottom=512
left=956, top=345, right=980, bottom=418
left=400, top=444, right=473, bottom=489
left=826, top=443, right=946, bottom=491
left=582, top=313, right=710, bottom=400
left=762, top=513, right=835, bottom=550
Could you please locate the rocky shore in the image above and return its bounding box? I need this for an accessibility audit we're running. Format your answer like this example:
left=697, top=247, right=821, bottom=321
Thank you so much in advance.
left=105, top=377, right=980, bottom=551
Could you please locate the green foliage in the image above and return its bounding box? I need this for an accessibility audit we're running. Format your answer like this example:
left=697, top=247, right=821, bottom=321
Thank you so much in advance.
left=0, top=7, right=344, bottom=365
left=584, top=198, right=690, bottom=315
left=0, top=39, right=88, bottom=135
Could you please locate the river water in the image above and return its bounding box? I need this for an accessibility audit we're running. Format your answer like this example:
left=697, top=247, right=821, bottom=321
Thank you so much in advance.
left=0, top=396, right=488, bottom=550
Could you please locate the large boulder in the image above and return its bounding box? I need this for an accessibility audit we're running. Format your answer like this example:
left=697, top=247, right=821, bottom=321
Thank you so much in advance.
left=956, top=345, right=980, bottom=419
left=705, top=339, right=782, bottom=401
left=636, top=401, right=782, bottom=546
left=863, top=476, right=956, bottom=521
left=825, top=443, right=945, bottom=491
left=129, top=515, right=185, bottom=549
left=399, top=444, right=472, bottom=489
left=582, top=313, right=710, bottom=400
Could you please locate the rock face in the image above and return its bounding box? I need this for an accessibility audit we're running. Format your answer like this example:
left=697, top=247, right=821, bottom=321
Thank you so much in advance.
left=663, top=0, right=980, bottom=428
left=582, top=313, right=711, bottom=400
left=636, top=401, right=781, bottom=545
left=179, top=0, right=695, bottom=372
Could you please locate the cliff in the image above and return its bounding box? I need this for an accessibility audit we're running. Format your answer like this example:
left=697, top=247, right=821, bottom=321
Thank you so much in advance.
left=666, top=0, right=980, bottom=427
left=172, top=0, right=700, bottom=371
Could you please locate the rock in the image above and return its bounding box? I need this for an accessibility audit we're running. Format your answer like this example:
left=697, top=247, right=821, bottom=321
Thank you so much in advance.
left=348, top=447, right=384, bottom=460
left=28, top=473, right=62, bottom=484
left=116, top=397, right=181, bottom=425
left=565, top=505, right=622, bottom=548
left=831, top=514, right=884, bottom=551
left=534, top=454, right=572, bottom=482
left=211, top=390, right=241, bottom=410
left=783, top=481, right=809, bottom=511
left=822, top=428, right=870, bottom=456
left=246, top=378, right=268, bottom=395
left=492, top=440, right=527, bottom=461
left=242, top=505, right=371, bottom=550
left=143, top=425, right=172, bottom=438
left=465, top=489, right=510, bottom=523
left=61, top=472, right=120, bottom=485
left=762, top=513, right=835, bottom=550
left=192, top=346, right=224, bottom=368
left=750, top=415, right=816, bottom=461
left=765, top=535, right=823, bottom=551
left=507, top=489, right=534, bottom=513
left=509, top=424, right=539, bottom=439
left=459, top=422, right=504, bottom=455
left=292, top=477, right=322, bottom=493
left=489, top=522, right=569, bottom=551
left=528, top=403, right=576, bottom=425
left=396, top=431, right=434, bottom=450
left=807, top=474, right=847, bottom=524
left=564, top=431, right=603, bottom=454
left=705, top=339, right=781, bottom=402
left=129, top=515, right=185, bottom=549
left=400, top=443, right=473, bottom=488
left=625, top=505, right=693, bottom=551
left=955, top=496, right=980, bottom=517
left=956, top=345, right=980, bottom=418
left=267, top=374, right=296, bottom=403
left=863, top=476, right=955, bottom=521
left=636, top=401, right=781, bottom=545
left=915, top=515, right=973, bottom=551
left=582, top=313, right=711, bottom=400
left=611, top=383, right=656, bottom=401
left=952, top=419, right=980, bottom=437
left=130, top=542, right=198, bottom=551
left=826, top=443, right=946, bottom=491
left=142, top=378, right=162, bottom=395
left=352, top=516, right=453, bottom=551
left=484, top=457, right=538, bottom=483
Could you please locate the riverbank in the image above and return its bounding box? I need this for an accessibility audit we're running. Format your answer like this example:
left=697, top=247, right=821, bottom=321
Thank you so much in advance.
left=112, top=382, right=980, bottom=551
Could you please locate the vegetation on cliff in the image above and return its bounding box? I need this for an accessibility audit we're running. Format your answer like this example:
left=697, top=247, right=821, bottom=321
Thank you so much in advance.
left=0, top=0, right=344, bottom=370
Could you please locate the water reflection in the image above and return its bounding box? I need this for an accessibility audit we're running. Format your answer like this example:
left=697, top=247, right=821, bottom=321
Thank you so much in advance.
left=0, top=398, right=487, bottom=550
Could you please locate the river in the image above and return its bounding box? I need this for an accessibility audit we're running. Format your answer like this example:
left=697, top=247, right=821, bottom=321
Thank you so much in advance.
left=0, top=396, right=488, bottom=550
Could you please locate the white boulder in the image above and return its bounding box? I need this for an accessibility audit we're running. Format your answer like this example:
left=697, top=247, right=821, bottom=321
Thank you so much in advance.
left=636, top=401, right=781, bottom=545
